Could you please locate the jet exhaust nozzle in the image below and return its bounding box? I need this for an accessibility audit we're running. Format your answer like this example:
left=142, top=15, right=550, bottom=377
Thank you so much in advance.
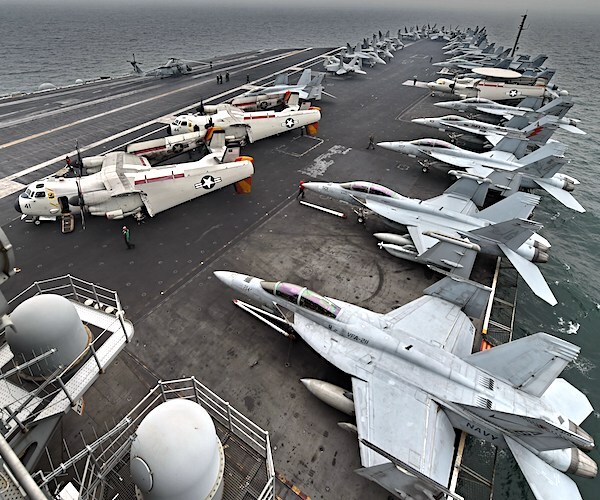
left=533, top=249, right=549, bottom=264
left=540, top=447, right=598, bottom=478
left=570, top=420, right=595, bottom=452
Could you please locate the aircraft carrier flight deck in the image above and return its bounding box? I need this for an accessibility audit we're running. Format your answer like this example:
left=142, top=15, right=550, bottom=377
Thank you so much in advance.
left=0, top=40, right=510, bottom=500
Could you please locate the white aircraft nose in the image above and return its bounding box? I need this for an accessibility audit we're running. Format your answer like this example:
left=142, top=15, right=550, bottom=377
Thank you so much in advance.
left=302, top=182, right=327, bottom=193
left=434, top=102, right=453, bottom=109
left=213, top=270, right=233, bottom=287
left=411, top=118, right=429, bottom=126
left=214, top=270, right=257, bottom=294
left=376, top=142, right=403, bottom=152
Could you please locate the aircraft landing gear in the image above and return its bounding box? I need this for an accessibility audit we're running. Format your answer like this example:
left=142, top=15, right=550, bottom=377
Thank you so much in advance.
left=353, top=208, right=368, bottom=224
left=418, top=160, right=431, bottom=173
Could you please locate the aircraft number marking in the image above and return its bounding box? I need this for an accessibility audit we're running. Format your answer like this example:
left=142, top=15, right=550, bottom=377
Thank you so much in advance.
left=346, top=332, right=369, bottom=345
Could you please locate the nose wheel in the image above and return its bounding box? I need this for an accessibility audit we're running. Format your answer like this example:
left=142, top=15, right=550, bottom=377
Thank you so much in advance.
left=353, top=208, right=368, bottom=224
left=418, top=160, right=431, bottom=173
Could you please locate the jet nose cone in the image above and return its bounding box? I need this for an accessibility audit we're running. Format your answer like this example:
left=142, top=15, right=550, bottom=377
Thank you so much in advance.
left=301, top=182, right=322, bottom=192
left=412, top=118, right=428, bottom=125
left=214, top=270, right=234, bottom=287
left=14, top=197, right=22, bottom=214
left=376, top=142, right=400, bottom=152
left=434, top=102, right=451, bottom=109
left=214, top=270, right=257, bottom=294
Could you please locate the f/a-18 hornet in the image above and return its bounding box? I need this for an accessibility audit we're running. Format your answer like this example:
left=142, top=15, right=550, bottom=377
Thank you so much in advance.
left=302, top=177, right=557, bottom=305
left=214, top=271, right=596, bottom=500
left=378, top=138, right=584, bottom=213
left=232, top=69, right=326, bottom=111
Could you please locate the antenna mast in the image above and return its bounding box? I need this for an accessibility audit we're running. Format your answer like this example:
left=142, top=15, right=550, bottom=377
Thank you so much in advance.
left=511, top=13, right=528, bottom=57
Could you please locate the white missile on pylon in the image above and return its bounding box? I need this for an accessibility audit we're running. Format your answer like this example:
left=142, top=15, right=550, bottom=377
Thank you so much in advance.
left=300, top=379, right=355, bottom=416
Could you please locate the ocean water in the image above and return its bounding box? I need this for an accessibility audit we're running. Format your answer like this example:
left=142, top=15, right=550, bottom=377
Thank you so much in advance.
left=1, top=4, right=599, bottom=499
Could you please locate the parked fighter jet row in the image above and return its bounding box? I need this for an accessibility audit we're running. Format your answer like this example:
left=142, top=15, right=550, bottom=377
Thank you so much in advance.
left=13, top=23, right=595, bottom=500
left=216, top=24, right=596, bottom=500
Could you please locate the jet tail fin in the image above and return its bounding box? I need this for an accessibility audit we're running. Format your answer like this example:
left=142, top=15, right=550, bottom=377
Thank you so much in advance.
left=305, top=73, right=325, bottom=100
left=474, top=191, right=540, bottom=223
left=424, top=275, right=491, bottom=319
left=444, top=172, right=491, bottom=207
left=492, top=134, right=529, bottom=158
left=296, top=68, right=312, bottom=87
left=465, top=332, right=578, bottom=397
left=535, top=96, right=573, bottom=118
left=522, top=115, right=560, bottom=144
left=273, top=73, right=289, bottom=86
left=505, top=437, right=584, bottom=500
left=519, top=96, right=544, bottom=110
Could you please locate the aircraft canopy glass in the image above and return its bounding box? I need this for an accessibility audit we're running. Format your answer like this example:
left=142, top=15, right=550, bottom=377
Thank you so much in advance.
left=260, top=281, right=341, bottom=319
left=442, top=115, right=466, bottom=122
left=411, top=139, right=457, bottom=149
left=339, top=182, right=401, bottom=198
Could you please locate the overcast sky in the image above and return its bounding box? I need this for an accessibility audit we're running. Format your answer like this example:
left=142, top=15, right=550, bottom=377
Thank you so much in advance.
left=3, top=0, right=600, bottom=13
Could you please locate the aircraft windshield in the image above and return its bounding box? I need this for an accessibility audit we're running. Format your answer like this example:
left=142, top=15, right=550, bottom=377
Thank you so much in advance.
left=443, top=115, right=465, bottom=122
left=260, top=281, right=341, bottom=319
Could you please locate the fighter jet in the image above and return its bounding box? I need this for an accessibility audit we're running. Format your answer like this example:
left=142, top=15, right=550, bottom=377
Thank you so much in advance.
left=232, top=69, right=326, bottom=111
left=435, top=96, right=585, bottom=134
left=377, top=138, right=585, bottom=212
left=323, top=53, right=366, bottom=76
left=128, top=54, right=206, bottom=78
left=214, top=271, right=596, bottom=500
left=412, top=114, right=564, bottom=147
left=302, top=178, right=557, bottom=305
left=15, top=130, right=253, bottom=223
left=169, top=94, right=321, bottom=144
left=345, top=43, right=386, bottom=66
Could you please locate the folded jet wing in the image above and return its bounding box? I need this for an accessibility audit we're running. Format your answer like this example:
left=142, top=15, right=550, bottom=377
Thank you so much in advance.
left=352, top=377, right=457, bottom=498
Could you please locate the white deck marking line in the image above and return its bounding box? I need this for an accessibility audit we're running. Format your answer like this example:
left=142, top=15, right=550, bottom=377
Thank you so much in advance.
left=0, top=84, right=164, bottom=130
left=1, top=47, right=340, bottom=185
left=0, top=49, right=308, bottom=152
